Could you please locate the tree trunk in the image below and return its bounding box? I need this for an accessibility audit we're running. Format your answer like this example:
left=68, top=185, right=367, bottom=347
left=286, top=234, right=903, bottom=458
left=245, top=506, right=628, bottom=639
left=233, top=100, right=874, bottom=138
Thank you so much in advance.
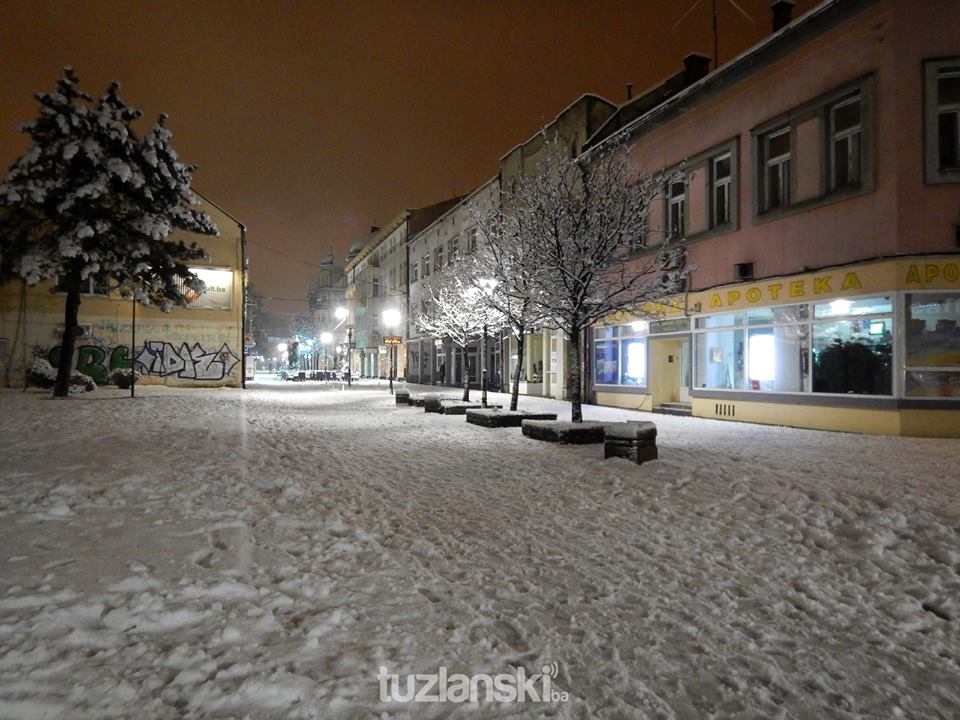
left=569, top=325, right=582, bottom=423
left=54, top=287, right=82, bottom=397
left=461, top=345, right=470, bottom=401
left=510, top=328, right=525, bottom=411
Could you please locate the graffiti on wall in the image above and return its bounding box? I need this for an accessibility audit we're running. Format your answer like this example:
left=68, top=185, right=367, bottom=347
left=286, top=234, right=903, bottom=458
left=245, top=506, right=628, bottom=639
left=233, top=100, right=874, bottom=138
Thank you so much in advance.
left=48, top=341, right=239, bottom=384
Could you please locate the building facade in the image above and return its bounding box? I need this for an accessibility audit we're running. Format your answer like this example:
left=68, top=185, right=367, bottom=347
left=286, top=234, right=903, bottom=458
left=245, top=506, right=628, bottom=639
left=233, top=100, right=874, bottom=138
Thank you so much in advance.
left=582, top=0, right=960, bottom=436
left=0, top=196, right=246, bottom=389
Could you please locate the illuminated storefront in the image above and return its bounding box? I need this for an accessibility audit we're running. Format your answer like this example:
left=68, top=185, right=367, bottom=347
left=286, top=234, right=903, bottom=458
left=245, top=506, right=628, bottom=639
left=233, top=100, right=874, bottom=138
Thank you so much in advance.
left=591, top=256, right=960, bottom=436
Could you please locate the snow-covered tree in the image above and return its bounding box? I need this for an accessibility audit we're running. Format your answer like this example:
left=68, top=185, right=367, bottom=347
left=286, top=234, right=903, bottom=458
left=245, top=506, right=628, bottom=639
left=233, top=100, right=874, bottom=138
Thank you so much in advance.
left=416, top=270, right=502, bottom=402
left=509, top=132, right=687, bottom=422
left=469, top=194, right=545, bottom=411
left=0, top=68, right=218, bottom=396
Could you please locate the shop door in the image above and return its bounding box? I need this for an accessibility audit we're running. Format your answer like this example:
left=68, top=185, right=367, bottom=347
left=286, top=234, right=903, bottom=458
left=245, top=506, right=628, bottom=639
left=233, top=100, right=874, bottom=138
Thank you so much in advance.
left=679, top=338, right=691, bottom=403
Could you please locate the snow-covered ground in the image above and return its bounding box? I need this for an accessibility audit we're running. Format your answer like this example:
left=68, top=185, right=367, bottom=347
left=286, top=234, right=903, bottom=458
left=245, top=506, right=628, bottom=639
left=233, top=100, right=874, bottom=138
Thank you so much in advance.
left=1, top=378, right=958, bottom=719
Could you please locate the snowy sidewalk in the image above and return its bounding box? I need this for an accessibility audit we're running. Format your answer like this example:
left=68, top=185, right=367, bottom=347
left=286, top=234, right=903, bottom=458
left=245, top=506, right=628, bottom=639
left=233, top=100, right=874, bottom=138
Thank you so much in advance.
left=0, top=383, right=958, bottom=719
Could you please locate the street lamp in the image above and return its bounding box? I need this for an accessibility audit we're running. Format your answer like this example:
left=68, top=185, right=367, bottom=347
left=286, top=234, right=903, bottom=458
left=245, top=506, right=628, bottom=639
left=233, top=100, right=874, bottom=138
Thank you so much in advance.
left=477, top=278, right=498, bottom=408
left=335, top=306, right=352, bottom=387
left=382, top=308, right=401, bottom=395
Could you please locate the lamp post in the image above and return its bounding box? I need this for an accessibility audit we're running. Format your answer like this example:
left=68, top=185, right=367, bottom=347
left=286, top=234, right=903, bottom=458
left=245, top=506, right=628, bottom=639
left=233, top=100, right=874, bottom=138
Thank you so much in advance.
left=477, top=278, right=498, bottom=408
left=382, top=308, right=401, bottom=395
left=320, top=332, right=332, bottom=374
left=335, top=306, right=352, bottom=387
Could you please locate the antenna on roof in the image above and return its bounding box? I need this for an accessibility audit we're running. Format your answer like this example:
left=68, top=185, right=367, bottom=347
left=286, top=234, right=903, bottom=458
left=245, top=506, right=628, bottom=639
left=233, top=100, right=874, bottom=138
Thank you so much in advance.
left=672, top=0, right=754, bottom=70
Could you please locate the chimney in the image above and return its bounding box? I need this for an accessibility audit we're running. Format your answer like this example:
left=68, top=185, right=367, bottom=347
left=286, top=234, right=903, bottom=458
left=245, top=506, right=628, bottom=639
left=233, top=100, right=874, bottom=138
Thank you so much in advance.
left=771, top=0, right=795, bottom=32
left=370, top=225, right=379, bottom=234
left=626, top=82, right=633, bottom=100
left=682, top=53, right=711, bottom=86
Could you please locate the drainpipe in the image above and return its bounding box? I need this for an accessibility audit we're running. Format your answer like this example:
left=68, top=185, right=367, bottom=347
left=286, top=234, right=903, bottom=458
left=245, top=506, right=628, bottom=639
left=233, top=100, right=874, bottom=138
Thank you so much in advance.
left=240, top=224, right=248, bottom=389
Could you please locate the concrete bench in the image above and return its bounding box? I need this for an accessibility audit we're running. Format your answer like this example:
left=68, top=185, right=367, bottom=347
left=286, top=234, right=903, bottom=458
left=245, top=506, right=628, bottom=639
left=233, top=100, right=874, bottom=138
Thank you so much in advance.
left=438, top=400, right=489, bottom=415
left=521, top=420, right=606, bottom=444
left=604, top=421, right=658, bottom=464
left=423, top=395, right=460, bottom=413
left=467, top=409, right=558, bottom=428
left=395, top=389, right=410, bottom=405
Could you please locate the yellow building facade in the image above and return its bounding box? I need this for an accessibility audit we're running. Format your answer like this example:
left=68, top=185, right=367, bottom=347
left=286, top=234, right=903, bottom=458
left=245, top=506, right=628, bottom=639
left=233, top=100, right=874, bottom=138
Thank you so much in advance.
left=0, top=198, right=245, bottom=389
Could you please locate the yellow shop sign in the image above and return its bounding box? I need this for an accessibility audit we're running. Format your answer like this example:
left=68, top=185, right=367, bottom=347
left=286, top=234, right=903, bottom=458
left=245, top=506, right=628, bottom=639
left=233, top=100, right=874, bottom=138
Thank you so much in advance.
left=704, top=271, right=864, bottom=310
left=904, top=261, right=960, bottom=285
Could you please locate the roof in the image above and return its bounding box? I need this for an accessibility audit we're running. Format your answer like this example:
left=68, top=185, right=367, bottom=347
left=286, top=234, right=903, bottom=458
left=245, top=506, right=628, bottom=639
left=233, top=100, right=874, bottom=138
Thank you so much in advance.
left=582, top=0, right=877, bottom=154
left=498, top=93, right=616, bottom=163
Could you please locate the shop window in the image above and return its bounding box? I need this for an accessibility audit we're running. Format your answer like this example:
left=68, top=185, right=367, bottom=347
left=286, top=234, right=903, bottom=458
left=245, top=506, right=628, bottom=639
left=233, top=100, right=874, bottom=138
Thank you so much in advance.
left=620, top=338, right=647, bottom=385
left=812, top=317, right=892, bottom=395
left=904, top=292, right=960, bottom=397
left=710, top=153, right=731, bottom=228
left=595, top=339, right=618, bottom=385
left=592, top=326, right=646, bottom=387
left=746, top=326, right=809, bottom=392
left=695, top=329, right=745, bottom=390
left=924, top=59, right=960, bottom=183
left=813, top=296, right=892, bottom=318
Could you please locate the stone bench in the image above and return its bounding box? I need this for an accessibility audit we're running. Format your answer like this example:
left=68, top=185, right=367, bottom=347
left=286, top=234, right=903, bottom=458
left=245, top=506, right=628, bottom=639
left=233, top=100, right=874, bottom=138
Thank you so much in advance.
left=423, top=395, right=461, bottom=413
left=395, top=389, right=410, bottom=405
left=521, top=420, right=606, bottom=444
left=604, top=421, right=658, bottom=464
left=467, top=409, right=558, bottom=428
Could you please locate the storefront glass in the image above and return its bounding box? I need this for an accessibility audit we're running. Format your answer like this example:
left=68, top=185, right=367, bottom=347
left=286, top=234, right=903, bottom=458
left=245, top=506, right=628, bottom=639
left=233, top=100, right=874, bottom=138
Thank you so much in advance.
left=593, top=325, right=647, bottom=387
left=904, top=292, right=960, bottom=397
left=695, top=297, right=892, bottom=396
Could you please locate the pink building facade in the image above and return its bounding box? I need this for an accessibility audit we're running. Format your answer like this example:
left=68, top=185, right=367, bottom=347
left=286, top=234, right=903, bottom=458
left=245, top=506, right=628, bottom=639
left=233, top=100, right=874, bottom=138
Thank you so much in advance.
left=586, top=0, right=960, bottom=436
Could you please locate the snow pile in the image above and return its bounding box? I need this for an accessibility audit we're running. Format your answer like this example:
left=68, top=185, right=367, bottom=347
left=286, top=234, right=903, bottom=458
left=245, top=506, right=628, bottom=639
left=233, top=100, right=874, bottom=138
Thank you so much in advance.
left=0, top=381, right=957, bottom=718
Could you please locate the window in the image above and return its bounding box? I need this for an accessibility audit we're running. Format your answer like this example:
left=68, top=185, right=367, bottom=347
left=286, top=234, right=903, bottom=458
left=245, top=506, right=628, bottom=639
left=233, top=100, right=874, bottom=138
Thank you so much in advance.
left=422, top=254, right=430, bottom=278
left=710, top=153, right=731, bottom=227
left=467, top=228, right=478, bottom=254
left=372, top=276, right=380, bottom=298
left=830, top=95, right=862, bottom=190
left=666, top=181, right=686, bottom=238
left=904, top=292, right=960, bottom=398
left=372, top=312, right=379, bottom=331
left=593, top=325, right=648, bottom=387
left=448, top=237, right=459, bottom=263
left=54, top=275, right=109, bottom=296
left=754, top=78, right=872, bottom=218
left=411, top=260, right=418, bottom=283
left=761, top=127, right=791, bottom=212
left=434, top=245, right=444, bottom=271
left=925, top=59, right=960, bottom=183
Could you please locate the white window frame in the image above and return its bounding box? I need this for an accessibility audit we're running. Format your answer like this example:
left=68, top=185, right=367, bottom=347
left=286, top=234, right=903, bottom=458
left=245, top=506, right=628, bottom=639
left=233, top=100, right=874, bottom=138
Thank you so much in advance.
left=829, top=94, right=862, bottom=191
left=666, top=180, right=686, bottom=239
left=710, top=152, right=732, bottom=228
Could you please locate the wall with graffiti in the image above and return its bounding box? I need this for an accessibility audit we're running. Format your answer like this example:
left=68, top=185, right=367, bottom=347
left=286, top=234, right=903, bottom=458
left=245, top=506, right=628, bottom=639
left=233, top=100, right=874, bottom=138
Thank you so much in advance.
left=47, top=341, right=240, bottom=385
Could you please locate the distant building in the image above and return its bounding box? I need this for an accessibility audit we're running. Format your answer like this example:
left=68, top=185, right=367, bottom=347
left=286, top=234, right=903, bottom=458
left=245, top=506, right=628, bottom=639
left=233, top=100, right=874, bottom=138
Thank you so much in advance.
left=0, top=195, right=246, bottom=388
left=343, top=198, right=462, bottom=378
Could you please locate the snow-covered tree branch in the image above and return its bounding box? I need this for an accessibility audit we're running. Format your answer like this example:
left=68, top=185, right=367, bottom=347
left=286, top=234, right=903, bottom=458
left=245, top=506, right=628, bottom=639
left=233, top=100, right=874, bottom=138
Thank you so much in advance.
left=503, top=131, right=688, bottom=421
left=415, top=270, right=503, bottom=401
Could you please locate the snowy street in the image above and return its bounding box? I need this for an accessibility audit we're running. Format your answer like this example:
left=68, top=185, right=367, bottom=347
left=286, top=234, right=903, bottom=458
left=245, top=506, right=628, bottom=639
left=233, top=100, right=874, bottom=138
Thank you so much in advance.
left=0, top=380, right=958, bottom=719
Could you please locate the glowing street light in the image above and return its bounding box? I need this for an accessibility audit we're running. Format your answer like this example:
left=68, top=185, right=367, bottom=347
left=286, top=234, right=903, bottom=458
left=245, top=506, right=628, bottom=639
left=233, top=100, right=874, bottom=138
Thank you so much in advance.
left=382, top=308, right=401, bottom=395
